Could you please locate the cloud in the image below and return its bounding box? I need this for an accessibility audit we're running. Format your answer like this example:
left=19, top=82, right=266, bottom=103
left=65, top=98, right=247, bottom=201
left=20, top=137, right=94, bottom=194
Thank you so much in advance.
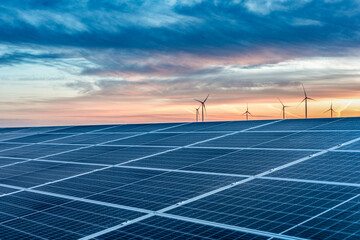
left=1, top=0, right=360, bottom=126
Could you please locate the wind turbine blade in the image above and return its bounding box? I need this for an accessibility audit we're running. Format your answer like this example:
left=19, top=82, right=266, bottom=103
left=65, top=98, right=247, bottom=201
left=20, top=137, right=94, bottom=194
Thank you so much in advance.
left=277, top=98, right=284, bottom=106
left=194, top=99, right=202, bottom=103
left=297, top=99, right=305, bottom=108
left=204, top=104, right=207, bottom=116
left=323, top=109, right=330, bottom=113
left=301, top=83, right=307, bottom=97
left=249, top=112, right=254, bottom=117
left=307, top=97, right=316, bottom=101
left=203, top=94, right=209, bottom=103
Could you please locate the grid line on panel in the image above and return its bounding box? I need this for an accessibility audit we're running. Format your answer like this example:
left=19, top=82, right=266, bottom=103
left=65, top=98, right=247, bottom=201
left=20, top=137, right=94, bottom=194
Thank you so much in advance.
left=0, top=189, right=24, bottom=198
left=333, top=149, right=360, bottom=153
left=188, top=146, right=318, bottom=152
left=249, top=130, right=360, bottom=133
left=0, top=223, right=49, bottom=240
left=0, top=182, right=154, bottom=218
left=159, top=213, right=305, bottom=240
left=82, top=126, right=360, bottom=239
left=262, top=176, right=360, bottom=188
left=0, top=192, right=129, bottom=234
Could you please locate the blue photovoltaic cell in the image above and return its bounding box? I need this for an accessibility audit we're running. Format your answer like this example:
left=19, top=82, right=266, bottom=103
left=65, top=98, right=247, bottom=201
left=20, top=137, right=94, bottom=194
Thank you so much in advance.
left=182, top=149, right=316, bottom=175
left=249, top=118, right=337, bottom=131
left=36, top=167, right=241, bottom=210
left=0, top=157, right=25, bottom=167
left=124, top=147, right=237, bottom=169
left=126, top=147, right=316, bottom=175
left=48, top=133, right=135, bottom=144
left=0, top=134, right=32, bottom=142
left=107, top=132, right=224, bottom=147
left=200, top=120, right=273, bottom=132
left=158, top=121, right=229, bottom=132
left=169, top=179, right=360, bottom=234
left=97, top=123, right=180, bottom=133
left=0, top=191, right=144, bottom=240
left=269, top=151, right=360, bottom=184
left=0, top=144, right=81, bottom=159
left=9, top=126, right=63, bottom=134
left=48, top=125, right=117, bottom=134
left=195, top=132, right=292, bottom=148
left=143, top=133, right=225, bottom=146
left=0, top=186, right=17, bottom=195
left=0, top=161, right=100, bottom=188
left=313, top=117, right=360, bottom=130
left=105, top=132, right=181, bottom=145
left=47, top=145, right=171, bottom=165
left=285, top=195, right=360, bottom=240
left=5, top=133, right=72, bottom=143
left=96, top=216, right=269, bottom=240
left=0, top=143, right=24, bottom=151
left=258, top=131, right=360, bottom=150
left=0, top=127, right=28, bottom=133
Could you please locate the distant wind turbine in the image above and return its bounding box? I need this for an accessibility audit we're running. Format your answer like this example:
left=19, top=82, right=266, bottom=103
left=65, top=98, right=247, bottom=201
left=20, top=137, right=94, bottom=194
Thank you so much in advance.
left=195, top=106, right=200, bottom=122
left=194, top=94, right=209, bottom=122
left=299, top=83, right=315, bottom=119
left=278, top=98, right=290, bottom=119
left=243, top=103, right=253, bottom=120
left=324, top=101, right=336, bottom=118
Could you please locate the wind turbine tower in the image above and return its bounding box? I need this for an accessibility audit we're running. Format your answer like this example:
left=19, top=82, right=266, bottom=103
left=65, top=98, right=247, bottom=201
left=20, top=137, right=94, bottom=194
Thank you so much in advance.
left=243, top=104, right=253, bottom=121
left=195, top=106, right=200, bottom=122
left=300, top=83, right=315, bottom=119
left=194, top=94, right=209, bottom=122
left=278, top=98, right=289, bottom=119
left=324, top=101, right=336, bottom=118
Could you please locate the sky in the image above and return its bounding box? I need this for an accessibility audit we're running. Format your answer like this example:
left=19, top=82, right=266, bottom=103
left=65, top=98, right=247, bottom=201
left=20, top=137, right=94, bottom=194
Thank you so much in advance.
left=0, top=0, right=360, bottom=127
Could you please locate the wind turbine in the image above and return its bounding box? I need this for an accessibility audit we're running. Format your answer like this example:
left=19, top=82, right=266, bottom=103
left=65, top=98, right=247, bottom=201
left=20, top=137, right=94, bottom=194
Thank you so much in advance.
left=300, top=83, right=315, bottom=119
left=324, top=101, right=336, bottom=118
left=243, top=103, right=253, bottom=120
left=195, top=106, right=200, bottom=122
left=278, top=98, right=290, bottom=119
left=194, top=94, right=209, bottom=122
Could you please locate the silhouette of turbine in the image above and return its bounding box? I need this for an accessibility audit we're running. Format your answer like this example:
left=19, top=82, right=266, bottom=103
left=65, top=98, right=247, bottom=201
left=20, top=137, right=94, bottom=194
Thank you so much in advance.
left=194, top=94, right=209, bottom=122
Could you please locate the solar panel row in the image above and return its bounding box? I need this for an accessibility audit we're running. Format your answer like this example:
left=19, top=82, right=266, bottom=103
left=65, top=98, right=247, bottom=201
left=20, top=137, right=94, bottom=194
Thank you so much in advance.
left=0, top=118, right=359, bottom=239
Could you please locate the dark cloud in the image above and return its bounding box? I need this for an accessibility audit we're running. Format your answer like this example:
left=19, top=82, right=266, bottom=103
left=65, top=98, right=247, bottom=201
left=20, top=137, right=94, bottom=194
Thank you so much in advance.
left=0, top=0, right=359, bottom=54
left=2, top=0, right=360, bottom=102
left=0, top=52, right=72, bottom=66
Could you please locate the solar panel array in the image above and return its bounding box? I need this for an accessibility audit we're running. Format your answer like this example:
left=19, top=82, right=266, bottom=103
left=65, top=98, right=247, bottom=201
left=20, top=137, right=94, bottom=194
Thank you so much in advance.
left=0, top=118, right=359, bottom=240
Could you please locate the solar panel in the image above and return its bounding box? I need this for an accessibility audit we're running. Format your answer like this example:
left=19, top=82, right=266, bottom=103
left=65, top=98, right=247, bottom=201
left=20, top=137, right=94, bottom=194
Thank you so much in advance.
left=4, top=133, right=72, bottom=144
left=46, top=145, right=172, bottom=165
left=0, top=144, right=81, bottom=159
left=249, top=118, right=340, bottom=131
left=95, top=216, right=270, bottom=240
left=168, top=179, right=359, bottom=234
left=0, top=117, right=359, bottom=239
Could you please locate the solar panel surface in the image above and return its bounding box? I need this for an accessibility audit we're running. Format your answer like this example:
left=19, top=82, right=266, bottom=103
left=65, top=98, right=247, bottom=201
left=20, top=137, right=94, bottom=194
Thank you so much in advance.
left=0, top=117, right=359, bottom=240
